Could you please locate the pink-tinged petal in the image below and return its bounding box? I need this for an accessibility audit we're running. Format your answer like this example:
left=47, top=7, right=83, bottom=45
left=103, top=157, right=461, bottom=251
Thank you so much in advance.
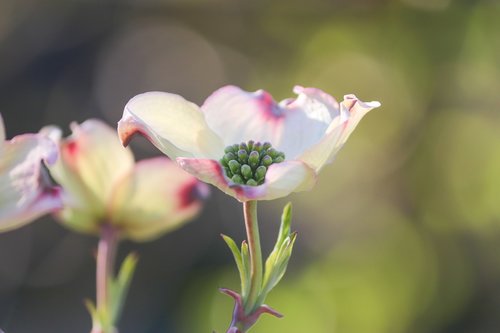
left=298, top=95, right=380, bottom=172
left=119, top=92, right=224, bottom=159
left=108, top=157, right=209, bottom=241
left=201, top=86, right=285, bottom=148
left=176, top=158, right=316, bottom=202
left=46, top=120, right=135, bottom=228
left=176, top=157, right=256, bottom=201
left=0, top=133, right=63, bottom=231
left=201, top=85, right=341, bottom=159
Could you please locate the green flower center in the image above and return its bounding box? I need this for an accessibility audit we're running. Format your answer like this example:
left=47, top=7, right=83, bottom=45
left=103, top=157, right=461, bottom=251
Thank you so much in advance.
left=219, top=140, right=285, bottom=186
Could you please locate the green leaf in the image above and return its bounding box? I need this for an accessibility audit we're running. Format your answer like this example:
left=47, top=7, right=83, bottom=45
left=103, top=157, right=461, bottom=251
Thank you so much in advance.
left=84, top=299, right=99, bottom=326
left=241, top=240, right=251, bottom=299
left=85, top=298, right=112, bottom=332
left=271, top=232, right=297, bottom=290
left=261, top=232, right=298, bottom=298
left=275, top=202, right=293, bottom=251
left=262, top=203, right=293, bottom=295
left=221, top=234, right=247, bottom=295
left=110, top=252, right=139, bottom=323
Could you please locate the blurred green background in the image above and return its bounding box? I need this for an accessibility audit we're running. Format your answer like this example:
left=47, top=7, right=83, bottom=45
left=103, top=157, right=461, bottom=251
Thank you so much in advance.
left=1, top=0, right=500, bottom=332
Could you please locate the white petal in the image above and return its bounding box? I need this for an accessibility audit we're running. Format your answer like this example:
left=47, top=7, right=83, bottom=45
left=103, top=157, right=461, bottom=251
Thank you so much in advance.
left=108, top=157, right=208, bottom=241
left=277, top=86, right=343, bottom=159
left=201, top=86, right=341, bottom=159
left=260, top=160, right=317, bottom=200
left=298, top=95, right=380, bottom=172
left=119, top=91, right=224, bottom=159
left=0, top=133, right=63, bottom=231
left=297, top=121, right=347, bottom=172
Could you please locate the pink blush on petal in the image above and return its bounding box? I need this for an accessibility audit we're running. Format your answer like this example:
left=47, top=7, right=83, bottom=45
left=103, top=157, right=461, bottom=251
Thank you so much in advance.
left=256, top=90, right=285, bottom=121
left=177, top=179, right=210, bottom=209
left=66, top=141, right=78, bottom=156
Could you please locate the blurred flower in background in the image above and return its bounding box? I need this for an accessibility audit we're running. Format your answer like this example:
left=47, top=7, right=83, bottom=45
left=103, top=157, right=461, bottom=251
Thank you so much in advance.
left=0, top=0, right=499, bottom=332
left=0, top=114, right=62, bottom=231
left=43, top=119, right=207, bottom=241
left=43, top=118, right=208, bottom=332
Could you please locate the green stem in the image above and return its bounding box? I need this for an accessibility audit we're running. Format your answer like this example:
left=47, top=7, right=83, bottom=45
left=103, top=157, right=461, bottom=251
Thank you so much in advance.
left=243, top=201, right=262, bottom=314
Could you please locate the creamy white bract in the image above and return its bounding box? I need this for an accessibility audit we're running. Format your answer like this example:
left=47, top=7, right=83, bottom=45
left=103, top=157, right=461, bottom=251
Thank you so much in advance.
left=118, top=86, right=380, bottom=202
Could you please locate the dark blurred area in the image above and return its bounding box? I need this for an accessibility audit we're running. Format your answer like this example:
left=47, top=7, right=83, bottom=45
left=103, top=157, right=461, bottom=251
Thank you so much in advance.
left=1, top=0, right=500, bottom=332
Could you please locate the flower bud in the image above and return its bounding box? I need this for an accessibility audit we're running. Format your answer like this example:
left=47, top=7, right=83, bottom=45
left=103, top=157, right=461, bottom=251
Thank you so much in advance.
left=228, top=160, right=241, bottom=174
left=247, top=140, right=254, bottom=151
left=248, top=151, right=260, bottom=168
left=241, top=164, right=253, bottom=180
left=262, top=155, right=273, bottom=167
left=255, top=166, right=266, bottom=182
left=237, top=149, right=248, bottom=163
left=253, top=142, right=262, bottom=152
left=273, top=156, right=284, bottom=163
left=267, top=148, right=277, bottom=158
left=239, top=142, right=248, bottom=151
left=223, top=152, right=236, bottom=163
left=246, top=179, right=258, bottom=186
left=231, top=174, right=244, bottom=184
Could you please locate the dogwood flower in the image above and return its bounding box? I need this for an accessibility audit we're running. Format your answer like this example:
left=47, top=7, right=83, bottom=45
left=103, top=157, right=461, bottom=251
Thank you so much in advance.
left=118, top=85, right=380, bottom=202
left=43, top=118, right=209, bottom=333
left=0, top=114, right=62, bottom=231
left=43, top=119, right=208, bottom=241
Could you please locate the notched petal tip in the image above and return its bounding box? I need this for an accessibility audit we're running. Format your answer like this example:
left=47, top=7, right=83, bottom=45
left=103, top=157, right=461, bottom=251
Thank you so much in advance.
left=117, top=114, right=141, bottom=147
left=117, top=108, right=155, bottom=149
left=343, top=94, right=381, bottom=111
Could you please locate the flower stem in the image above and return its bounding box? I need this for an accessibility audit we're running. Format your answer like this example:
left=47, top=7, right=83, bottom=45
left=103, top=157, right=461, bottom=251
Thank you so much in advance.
left=243, top=200, right=262, bottom=314
left=225, top=201, right=284, bottom=332
left=95, top=223, right=119, bottom=333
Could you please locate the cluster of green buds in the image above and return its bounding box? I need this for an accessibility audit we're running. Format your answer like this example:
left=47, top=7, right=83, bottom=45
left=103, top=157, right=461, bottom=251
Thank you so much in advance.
left=220, top=140, right=285, bottom=186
